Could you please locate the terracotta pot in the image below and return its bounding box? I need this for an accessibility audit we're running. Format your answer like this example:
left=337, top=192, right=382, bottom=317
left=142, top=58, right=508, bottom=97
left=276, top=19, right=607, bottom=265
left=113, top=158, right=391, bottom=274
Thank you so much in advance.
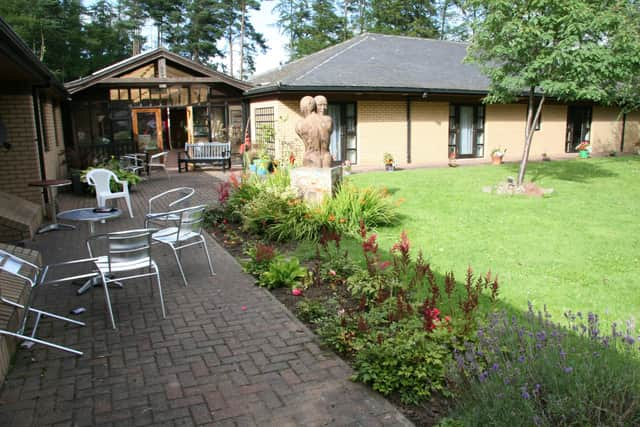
left=491, top=154, right=504, bottom=165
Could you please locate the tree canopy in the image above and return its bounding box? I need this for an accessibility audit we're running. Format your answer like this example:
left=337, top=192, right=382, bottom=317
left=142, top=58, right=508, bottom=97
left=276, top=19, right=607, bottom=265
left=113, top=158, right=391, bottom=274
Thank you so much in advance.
left=0, top=0, right=268, bottom=81
left=466, top=0, right=640, bottom=185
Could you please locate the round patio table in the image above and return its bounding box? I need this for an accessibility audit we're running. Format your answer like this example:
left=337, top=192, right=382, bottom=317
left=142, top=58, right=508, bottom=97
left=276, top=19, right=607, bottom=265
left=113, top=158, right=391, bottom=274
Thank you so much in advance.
left=28, top=179, right=75, bottom=234
left=57, top=207, right=122, bottom=234
left=57, top=208, right=123, bottom=295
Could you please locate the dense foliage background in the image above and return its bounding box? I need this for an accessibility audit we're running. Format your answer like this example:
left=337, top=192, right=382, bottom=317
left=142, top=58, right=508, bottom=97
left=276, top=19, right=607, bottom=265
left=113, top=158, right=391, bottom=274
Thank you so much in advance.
left=0, top=0, right=476, bottom=81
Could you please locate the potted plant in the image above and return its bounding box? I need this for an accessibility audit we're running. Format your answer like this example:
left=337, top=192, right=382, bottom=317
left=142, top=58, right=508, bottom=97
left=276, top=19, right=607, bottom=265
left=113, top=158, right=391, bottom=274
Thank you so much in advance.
left=576, top=141, right=591, bottom=158
left=448, top=148, right=457, bottom=167
left=383, top=152, right=394, bottom=171
left=491, top=147, right=507, bottom=165
left=541, top=152, right=551, bottom=162
left=343, top=159, right=352, bottom=175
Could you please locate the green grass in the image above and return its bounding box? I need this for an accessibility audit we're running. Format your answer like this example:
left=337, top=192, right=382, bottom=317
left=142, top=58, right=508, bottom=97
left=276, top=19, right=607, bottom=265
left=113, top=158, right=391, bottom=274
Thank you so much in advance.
left=306, top=157, right=640, bottom=323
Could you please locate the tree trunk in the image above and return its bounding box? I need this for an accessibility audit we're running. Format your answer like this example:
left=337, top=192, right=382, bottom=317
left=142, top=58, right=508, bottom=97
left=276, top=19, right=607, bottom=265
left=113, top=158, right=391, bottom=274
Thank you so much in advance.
left=439, top=0, right=449, bottom=40
left=517, top=87, right=545, bottom=185
left=228, top=28, right=234, bottom=78
left=239, top=0, right=246, bottom=80
left=39, top=28, right=45, bottom=61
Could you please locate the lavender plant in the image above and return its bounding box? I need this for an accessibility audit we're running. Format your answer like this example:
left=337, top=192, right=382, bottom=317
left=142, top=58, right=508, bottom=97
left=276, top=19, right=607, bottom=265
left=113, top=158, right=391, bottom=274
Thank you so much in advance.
left=447, top=303, right=640, bottom=426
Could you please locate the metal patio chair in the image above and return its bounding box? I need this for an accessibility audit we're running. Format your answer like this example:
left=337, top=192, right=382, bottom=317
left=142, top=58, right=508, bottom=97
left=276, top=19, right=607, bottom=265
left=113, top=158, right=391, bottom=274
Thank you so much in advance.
left=148, top=151, right=170, bottom=179
left=145, top=187, right=195, bottom=228
left=0, top=249, right=85, bottom=355
left=87, top=228, right=165, bottom=329
left=147, top=205, right=214, bottom=287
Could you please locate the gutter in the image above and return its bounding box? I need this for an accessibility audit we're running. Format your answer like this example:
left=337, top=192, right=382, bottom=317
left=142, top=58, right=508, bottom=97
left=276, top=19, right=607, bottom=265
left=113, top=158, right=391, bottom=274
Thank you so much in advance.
left=244, top=84, right=490, bottom=98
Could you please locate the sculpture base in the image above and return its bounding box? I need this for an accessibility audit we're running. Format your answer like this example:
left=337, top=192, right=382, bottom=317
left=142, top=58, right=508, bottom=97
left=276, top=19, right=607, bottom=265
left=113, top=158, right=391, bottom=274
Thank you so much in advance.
left=290, top=166, right=343, bottom=204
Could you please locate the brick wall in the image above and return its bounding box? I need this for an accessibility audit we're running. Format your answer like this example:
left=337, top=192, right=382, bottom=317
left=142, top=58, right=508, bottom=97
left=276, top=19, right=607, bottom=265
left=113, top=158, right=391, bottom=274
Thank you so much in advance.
left=357, top=101, right=407, bottom=167
left=0, top=94, right=43, bottom=205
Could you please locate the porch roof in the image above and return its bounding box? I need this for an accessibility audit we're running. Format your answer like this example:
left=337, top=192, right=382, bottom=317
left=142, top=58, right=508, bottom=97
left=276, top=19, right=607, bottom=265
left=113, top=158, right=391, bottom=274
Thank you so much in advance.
left=65, top=48, right=252, bottom=95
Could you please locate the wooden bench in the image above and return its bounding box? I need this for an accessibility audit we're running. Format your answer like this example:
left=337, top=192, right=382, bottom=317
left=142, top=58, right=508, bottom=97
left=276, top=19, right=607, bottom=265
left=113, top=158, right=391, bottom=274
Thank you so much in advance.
left=178, top=142, right=231, bottom=172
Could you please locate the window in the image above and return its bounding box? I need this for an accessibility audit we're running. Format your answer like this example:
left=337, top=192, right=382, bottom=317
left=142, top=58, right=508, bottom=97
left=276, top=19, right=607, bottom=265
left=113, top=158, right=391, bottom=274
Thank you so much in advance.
left=328, top=103, right=357, bottom=164
left=449, top=104, right=485, bottom=158
left=254, top=107, right=275, bottom=157
left=192, top=106, right=210, bottom=138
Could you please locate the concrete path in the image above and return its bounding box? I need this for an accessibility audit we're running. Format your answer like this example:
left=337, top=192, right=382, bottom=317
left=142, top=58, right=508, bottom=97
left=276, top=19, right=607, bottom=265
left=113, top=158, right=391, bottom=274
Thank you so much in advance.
left=0, top=170, right=412, bottom=426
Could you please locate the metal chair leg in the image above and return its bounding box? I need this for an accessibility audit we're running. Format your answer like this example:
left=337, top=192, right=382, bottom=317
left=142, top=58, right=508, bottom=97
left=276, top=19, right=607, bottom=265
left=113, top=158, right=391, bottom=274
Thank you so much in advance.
left=100, top=272, right=117, bottom=329
left=201, top=238, right=215, bottom=276
left=171, top=248, right=189, bottom=287
left=153, top=263, right=166, bottom=318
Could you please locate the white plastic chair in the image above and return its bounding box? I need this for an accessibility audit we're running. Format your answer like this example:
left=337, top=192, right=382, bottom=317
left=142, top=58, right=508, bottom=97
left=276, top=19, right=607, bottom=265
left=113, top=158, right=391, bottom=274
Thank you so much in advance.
left=145, top=187, right=195, bottom=228
left=86, top=168, right=134, bottom=218
left=148, top=151, right=169, bottom=178
left=149, top=205, right=214, bottom=287
left=0, top=249, right=85, bottom=355
left=87, top=228, right=165, bottom=329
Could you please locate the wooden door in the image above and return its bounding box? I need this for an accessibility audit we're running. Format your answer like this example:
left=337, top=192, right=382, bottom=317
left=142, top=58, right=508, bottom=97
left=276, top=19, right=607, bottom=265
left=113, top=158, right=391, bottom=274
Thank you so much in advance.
left=132, top=108, right=163, bottom=152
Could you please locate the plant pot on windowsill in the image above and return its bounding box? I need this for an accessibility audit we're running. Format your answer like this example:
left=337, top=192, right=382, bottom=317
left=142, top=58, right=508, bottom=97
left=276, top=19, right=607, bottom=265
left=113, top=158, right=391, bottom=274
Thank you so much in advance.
left=579, top=150, right=589, bottom=159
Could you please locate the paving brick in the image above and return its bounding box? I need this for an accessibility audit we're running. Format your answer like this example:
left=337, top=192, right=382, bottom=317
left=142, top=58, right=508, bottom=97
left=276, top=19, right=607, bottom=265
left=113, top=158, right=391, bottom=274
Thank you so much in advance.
left=0, top=172, right=412, bottom=427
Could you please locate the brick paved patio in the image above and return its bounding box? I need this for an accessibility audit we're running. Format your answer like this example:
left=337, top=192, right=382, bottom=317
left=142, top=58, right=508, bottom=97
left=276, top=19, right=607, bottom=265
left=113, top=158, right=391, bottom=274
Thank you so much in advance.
left=0, top=169, right=412, bottom=426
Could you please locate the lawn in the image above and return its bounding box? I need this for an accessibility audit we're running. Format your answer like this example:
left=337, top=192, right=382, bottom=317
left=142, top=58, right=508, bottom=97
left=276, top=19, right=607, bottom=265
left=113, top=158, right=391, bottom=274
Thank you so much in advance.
left=313, top=157, right=640, bottom=324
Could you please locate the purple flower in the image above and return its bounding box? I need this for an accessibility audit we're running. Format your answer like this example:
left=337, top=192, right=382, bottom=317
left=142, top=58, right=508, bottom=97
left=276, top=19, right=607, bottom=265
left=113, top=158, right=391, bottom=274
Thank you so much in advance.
left=624, top=335, right=636, bottom=345
left=559, top=348, right=567, bottom=359
left=518, top=355, right=526, bottom=363
left=491, top=363, right=500, bottom=372
left=563, top=366, right=573, bottom=373
left=521, top=390, right=530, bottom=400
left=478, top=371, right=489, bottom=382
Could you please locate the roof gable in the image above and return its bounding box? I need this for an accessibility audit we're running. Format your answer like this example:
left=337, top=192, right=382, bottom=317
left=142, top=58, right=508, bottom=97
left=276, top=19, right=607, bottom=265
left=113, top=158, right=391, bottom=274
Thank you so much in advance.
left=66, top=48, right=251, bottom=94
left=248, top=33, right=490, bottom=95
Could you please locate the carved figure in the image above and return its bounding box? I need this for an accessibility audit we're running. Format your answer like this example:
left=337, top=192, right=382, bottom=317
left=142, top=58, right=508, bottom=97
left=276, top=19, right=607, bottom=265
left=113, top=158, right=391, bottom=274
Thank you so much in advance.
left=314, top=95, right=333, bottom=167
left=295, top=95, right=333, bottom=168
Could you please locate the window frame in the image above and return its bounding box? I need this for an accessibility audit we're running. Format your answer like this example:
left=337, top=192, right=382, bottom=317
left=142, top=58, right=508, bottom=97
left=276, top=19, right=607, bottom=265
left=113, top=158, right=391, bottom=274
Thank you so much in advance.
left=448, top=104, right=485, bottom=159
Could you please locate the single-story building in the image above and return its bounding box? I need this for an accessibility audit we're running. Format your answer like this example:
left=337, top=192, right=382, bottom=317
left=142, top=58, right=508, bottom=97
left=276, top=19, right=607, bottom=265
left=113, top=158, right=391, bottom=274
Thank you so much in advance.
left=247, top=33, right=640, bottom=168
left=64, top=48, right=251, bottom=169
left=0, top=17, right=68, bottom=241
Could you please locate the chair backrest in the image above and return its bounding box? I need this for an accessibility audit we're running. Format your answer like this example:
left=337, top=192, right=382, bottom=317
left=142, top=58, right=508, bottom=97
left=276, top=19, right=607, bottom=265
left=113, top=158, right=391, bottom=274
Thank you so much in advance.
left=162, top=205, right=207, bottom=243
left=106, top=229, right=155, bottom=272
left=150, top=151, right=168, bottom=164
left=0, top=249, right=39, bottom=289
left=148, top=187, right=195, bottom=215
left=86, top=168, right=118, bottom=195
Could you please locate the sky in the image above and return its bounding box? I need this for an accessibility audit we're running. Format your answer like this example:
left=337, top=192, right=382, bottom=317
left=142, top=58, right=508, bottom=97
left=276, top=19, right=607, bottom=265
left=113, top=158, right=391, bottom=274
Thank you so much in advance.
left=82, top=0, right=288, bottom=77
left=249, top=2, right=288, bottom=76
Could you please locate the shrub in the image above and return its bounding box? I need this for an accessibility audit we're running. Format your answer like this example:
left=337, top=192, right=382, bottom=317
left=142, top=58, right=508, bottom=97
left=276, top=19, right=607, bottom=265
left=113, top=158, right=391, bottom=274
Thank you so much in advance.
left=323, top=182, right=399, bottom=236
left=296, top=299, right=330, bottom=323
left=448, top=304, right=640, bottom=426
left=353, top=321, right=453, bottom=404
left=258, top=256, right=307, bottom=289
left=242, top=243, right=278, bottom=276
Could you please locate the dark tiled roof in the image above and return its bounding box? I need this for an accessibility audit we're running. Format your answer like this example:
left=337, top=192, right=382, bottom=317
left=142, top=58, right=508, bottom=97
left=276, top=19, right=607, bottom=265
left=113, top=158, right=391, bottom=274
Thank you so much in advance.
left=248, top=33, right=490, bottom=95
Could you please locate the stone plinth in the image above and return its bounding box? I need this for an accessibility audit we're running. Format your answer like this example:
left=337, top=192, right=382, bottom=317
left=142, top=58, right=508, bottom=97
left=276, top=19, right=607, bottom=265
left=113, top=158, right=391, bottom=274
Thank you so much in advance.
left=290, top=166, right=343, bottom=204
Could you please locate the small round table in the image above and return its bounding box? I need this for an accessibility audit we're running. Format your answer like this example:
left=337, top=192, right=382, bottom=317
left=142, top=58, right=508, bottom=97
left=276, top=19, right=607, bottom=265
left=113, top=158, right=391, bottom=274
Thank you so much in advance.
left=57, top=208, right=123, bottom=294
left=28, top=179, right=74, bottom=234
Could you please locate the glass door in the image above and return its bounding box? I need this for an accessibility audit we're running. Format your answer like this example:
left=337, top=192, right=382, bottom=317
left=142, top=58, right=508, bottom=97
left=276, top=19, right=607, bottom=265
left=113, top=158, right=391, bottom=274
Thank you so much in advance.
left=566, top=106, right=592, bottom=152
left=132, top=108, right=163, bottom=152
left=328, top=103, right=357, bottom=164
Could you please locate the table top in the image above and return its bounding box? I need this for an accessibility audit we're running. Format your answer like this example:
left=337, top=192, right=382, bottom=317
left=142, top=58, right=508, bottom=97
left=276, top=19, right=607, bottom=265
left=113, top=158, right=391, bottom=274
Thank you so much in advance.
left=28, top=179, right=72, bottom=188
left=57, top=208, right=122, bottom=223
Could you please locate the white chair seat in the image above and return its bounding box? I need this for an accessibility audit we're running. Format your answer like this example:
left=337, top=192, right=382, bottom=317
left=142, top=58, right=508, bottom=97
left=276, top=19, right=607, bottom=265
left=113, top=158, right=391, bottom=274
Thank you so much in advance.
left=94, top=256, right=156, bottom=273
left=152, top=227, right=200, bottom=244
